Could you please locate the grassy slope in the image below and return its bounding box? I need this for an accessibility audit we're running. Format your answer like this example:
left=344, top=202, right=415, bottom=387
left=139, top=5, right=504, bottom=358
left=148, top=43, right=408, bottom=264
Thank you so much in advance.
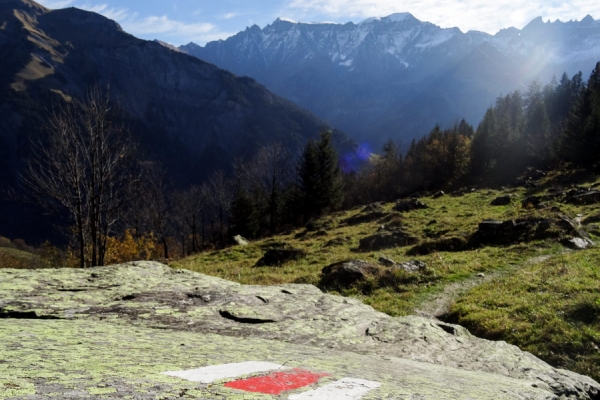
left=0, top=247, right=50, bottom=269
left=449, top=246, right=600, bottom=381
left=173, top=172, right=600, bottom=382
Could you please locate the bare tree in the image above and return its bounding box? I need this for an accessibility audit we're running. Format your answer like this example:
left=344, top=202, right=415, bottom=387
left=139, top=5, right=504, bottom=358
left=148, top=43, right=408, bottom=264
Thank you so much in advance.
left=22, top=86, right=137, bottom=268
left=140, top=163, right=172, bottom=259
left=235, top=143, right=292, bottom=233
left=203, top=170, right=233, bottom=247
left=172, top=185, right=206, bottom=254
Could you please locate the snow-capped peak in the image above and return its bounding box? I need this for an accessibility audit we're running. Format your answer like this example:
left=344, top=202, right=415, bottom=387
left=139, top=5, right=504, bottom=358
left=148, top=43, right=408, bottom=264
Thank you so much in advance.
left=359, top=12, right=415, bottom=25
left=277, top=17, right=297, bottom=24
left=386, top=13, right=414, bottom=22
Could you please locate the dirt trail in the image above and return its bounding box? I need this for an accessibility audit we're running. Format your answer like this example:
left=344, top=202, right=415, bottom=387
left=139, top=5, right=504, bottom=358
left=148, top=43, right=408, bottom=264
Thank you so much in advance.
left=415, top=255, right=552, bottom=319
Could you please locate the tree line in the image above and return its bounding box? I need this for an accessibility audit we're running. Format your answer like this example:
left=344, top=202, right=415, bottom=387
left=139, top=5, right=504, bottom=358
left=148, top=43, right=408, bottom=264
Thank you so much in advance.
left=16, top=62, right=600, bottom=266
left=345, top=62, right=600, bottom=205
left=18, top=87, right=345, bottom=267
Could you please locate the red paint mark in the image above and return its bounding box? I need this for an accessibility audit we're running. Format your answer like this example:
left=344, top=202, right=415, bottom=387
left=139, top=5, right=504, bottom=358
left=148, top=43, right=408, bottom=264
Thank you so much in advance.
left=224, top=368, right=329, bottom=395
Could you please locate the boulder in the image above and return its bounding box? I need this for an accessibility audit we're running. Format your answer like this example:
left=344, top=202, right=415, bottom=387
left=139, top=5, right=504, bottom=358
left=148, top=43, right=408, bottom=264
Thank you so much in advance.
left=567, top=190, right=600, bottom=205
left=376, top=214, right=404, bottom=231
left=233, top=235, right=249, bottom=246
left=362, top=202, right=385, bottom=213
left=1, top=262, right=598, bottom=399
left=432, top=191, right=445, bottom=199
left=470, top=215, right=595, bottom=249
left=490, top=196, right=511, bottom=206
left=378, top=256, right=397, bottom=267
left=321, top=260, right=380, bottom=287
left=393, top=198, right=429, bottom=212
left=556, top=214, right=592, bottom=240
left=470, top=218, right=557, bottom=246
left=521, top=196, right=543, bottom=208
left=358, top=230, right=419, bottom=251
left=378, top=257, right=427, bottom=272
left=562, top=237, right=595, bottom=250
left=395, top=260, right=427, bottom=272
left=255, top=247, right=306, bottom=267
left=450, top=188, right=477, bottom=197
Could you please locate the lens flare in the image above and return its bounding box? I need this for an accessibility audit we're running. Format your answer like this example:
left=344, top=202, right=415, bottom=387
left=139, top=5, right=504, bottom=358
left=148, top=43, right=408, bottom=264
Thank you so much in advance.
left=341, top=142, right=373, bottom=173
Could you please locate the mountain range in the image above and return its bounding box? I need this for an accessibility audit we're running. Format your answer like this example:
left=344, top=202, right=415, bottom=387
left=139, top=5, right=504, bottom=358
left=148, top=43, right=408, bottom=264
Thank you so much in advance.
left=0, top=0, right=347, bottom=240
left=181, top=13, right=600, bottom=147
left=2, top=0, right=600, bottom=242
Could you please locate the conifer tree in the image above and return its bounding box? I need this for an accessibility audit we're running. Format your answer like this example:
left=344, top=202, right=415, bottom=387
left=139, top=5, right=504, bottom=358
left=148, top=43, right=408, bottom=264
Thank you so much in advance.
left=297, top=131, right=343, bottom=219
left=524, top=81, right=552, bottom=164
left=562, top=62, right=600, bottom=167
left=470, top=108, right=496, bottom=175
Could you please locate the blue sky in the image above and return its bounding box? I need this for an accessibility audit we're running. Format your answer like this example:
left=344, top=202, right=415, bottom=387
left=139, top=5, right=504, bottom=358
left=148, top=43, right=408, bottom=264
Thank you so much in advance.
left=36, top=0, right=600, bottom=46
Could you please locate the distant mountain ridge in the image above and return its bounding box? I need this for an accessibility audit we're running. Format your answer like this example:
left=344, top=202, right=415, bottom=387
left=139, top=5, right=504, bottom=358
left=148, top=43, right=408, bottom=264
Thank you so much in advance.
left=0, top=0, right=348, bottom=240
left=181, top=13, right=600, bottom=146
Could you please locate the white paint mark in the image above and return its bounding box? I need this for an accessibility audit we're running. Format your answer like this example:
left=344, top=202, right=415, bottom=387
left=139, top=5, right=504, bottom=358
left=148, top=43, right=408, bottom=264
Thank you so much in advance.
left=288, top=377, right=381, bottom=399
left=163, top=361, right=286, bottom=384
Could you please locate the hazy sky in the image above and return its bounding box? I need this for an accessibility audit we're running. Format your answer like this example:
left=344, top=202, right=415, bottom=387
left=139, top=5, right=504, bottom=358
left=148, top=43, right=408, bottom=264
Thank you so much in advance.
left=36, top=0, right=600, bottom=46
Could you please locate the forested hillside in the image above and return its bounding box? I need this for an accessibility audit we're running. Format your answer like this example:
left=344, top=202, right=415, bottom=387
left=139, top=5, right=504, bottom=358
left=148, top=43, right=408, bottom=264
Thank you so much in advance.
left=0, top=0, right=351, bottom=246
left=345, top=64, right=600, bottom=205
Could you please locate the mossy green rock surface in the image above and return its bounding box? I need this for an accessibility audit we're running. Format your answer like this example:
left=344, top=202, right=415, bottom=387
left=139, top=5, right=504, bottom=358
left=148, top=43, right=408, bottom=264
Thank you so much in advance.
left=1, top=261, right=599, bottom=399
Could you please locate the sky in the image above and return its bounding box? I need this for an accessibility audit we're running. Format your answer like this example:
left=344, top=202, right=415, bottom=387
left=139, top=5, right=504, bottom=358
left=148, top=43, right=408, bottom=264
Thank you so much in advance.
left=35, top=0, right=600, bottom=46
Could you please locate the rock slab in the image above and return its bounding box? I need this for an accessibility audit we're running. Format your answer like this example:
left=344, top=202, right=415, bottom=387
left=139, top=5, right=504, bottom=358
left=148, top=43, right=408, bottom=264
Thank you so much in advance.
left=0, top=261, right=599, bottom=399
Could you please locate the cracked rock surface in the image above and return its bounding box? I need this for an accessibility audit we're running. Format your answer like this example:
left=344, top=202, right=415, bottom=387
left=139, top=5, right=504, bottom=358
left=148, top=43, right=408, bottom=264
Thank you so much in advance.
left=1, top=261, right=599, bottom=399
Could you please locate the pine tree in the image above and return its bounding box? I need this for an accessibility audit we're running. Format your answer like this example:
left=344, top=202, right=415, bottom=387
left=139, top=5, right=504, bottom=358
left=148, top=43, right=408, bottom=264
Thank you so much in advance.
left=297, top=131, right=343, bottom=219
left=471, top=108, right=497, bottom=175
left=562, top=63, right=600, bottom=167
left=522, top=81, right=552, bottom=165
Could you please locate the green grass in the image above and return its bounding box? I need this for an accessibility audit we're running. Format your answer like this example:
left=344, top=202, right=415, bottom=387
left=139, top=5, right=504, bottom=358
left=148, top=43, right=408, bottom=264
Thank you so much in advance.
left=173, top=186, right=548, bottom=315
left=0, top=247, right=51, bottom=269
left=448, top=248, right=600, bottom=382
left=172, top=171, right=600, bottom=381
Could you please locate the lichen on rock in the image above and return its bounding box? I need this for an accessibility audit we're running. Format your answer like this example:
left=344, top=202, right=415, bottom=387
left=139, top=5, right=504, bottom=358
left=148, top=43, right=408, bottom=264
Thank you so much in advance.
left=0, top=261, right=598, bottom=399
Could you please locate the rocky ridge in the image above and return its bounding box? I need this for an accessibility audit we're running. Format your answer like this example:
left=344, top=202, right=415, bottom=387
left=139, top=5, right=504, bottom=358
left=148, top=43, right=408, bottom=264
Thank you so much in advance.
left=182, top=14, right=600, bottom=145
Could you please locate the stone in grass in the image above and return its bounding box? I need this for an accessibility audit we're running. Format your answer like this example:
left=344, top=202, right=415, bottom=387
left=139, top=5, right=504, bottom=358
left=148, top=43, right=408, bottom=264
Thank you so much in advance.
left=562, top=237, right=595, bottom=250
left=470, top=218, right=556, bottom=247
left=378, top=256, right=397, bottom=267
left=321, top=260, right=379, bottom=287
left=233, top=235, right=249, bottom=246
left=378, top=257, right=427, bottom=273
left=254, top=248, right=306, bottom=267
left=490, top=196, right=511, bottom=206
left=394, top=198, right=429, bottom=213
left=362, top=202, right=385, bottom=213
left=567, top=190, right=600, bottom=205
left=396, top=260, right=427, bottom=272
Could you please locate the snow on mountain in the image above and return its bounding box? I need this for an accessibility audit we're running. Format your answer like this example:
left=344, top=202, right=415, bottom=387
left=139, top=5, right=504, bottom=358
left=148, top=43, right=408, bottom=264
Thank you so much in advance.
left=359, top=12, right=414, bottom=25
left=180, top=14, right=600, bottom=146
